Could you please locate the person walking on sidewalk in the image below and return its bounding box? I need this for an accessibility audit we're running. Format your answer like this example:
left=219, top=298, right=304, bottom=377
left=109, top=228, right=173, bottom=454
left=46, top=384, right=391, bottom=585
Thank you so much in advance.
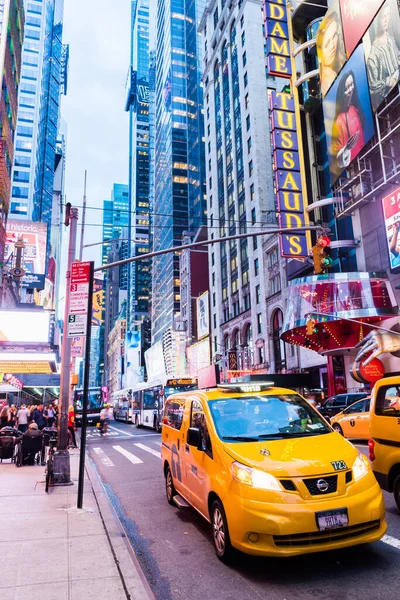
left=68, top=404, right=77, bottom=448
left=16, top=404, right=30, bottom=433
left=31, top=403, right=47, bottom=430
left=44, top=404, right=55, bottom=428
left=0, top=404, right=9, bottom=428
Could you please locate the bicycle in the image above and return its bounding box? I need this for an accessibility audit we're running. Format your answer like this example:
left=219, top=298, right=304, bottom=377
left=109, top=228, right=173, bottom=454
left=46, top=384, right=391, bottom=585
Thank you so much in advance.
left=45, top=438, right=57, bottom=493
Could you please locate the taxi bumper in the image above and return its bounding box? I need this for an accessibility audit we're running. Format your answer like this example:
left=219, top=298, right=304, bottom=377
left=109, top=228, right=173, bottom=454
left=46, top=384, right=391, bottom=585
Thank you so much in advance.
left=223, top=480, right=386, bottom=556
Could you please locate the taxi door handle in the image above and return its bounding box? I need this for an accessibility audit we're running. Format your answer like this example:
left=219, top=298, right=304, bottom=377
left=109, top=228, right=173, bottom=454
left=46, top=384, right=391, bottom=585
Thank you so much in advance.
left=177, top=438, right=180, bottom=450
left=185, top=444, right=190, bottom=454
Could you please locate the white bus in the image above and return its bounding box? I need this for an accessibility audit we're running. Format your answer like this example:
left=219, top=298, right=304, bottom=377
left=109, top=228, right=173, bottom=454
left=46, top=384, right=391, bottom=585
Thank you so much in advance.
left=112, top=388, right=139, bottom=423
left=133, top=377, right=198, bottom=431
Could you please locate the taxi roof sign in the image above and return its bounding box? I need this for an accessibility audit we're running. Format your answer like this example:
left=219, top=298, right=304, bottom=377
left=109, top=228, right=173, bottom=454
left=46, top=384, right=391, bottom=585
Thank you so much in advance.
left=217, top=381, right=275, bottom=393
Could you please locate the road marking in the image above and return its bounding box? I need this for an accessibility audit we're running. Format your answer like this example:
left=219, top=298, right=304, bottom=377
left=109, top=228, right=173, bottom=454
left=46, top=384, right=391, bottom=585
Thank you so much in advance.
left=113, top=445, right=143, bottom=464
left=108, top=426, right=160, bottom=439
left=109, top=425, right=137, bottom=437
left=93, top=447, right=114, bottom=467
left=381, top=534, right=400, bottom=550
left=134, top=442, right=162, bottom=459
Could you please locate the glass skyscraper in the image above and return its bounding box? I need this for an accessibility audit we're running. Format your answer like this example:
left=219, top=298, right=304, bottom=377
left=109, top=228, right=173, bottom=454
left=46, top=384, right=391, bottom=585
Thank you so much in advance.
left=152, top=0, right=207, bottom=344
left=11, top=0, right=67, bottom=222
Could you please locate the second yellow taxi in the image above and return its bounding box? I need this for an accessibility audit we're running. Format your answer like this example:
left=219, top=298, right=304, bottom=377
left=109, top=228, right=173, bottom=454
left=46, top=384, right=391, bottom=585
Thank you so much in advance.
left=161, top=378, right=386, bottom=562
left=330, top=397, right=371, bottom=439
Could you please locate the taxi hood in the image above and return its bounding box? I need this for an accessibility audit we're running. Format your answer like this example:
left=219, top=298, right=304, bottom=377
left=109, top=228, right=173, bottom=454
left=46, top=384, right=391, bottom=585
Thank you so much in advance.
left=223, top=432, right=358, bottom=477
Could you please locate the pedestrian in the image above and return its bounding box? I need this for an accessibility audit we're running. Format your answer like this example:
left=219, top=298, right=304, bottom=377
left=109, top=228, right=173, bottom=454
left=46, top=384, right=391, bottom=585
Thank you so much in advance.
left=17, top=404, right=30, bottom=433
left=22, top=422, right=43, bottom=465
left=68, top=404, right=77, bottom=448
left=0, top=403, right=9, bottom=428
left=99, top=404, right=113, bottom=436
left=8, top=405, right=17, bottom=428
left=44, top=403, right=55, bottom=427
left=31, top=403, right=47, bottom=430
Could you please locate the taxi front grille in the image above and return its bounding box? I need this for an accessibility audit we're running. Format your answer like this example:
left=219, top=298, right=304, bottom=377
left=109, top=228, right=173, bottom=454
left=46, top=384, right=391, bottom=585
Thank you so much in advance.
left=303, top=474, right=337, bottom=495
left=273, top=520, right=381, bottom=547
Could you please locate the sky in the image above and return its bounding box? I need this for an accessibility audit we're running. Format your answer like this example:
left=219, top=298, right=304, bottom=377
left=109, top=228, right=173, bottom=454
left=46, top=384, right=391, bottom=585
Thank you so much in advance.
left=62, top=0, right=132, bottom=266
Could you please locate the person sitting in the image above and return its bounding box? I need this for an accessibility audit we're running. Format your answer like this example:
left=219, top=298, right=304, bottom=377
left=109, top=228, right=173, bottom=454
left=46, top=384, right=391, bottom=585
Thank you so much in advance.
left=22, top=423, right=43, bottom=465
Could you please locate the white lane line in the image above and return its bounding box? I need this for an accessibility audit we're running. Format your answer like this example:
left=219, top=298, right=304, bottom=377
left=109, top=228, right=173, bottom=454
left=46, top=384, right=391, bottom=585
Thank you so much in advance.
left=93, top=447, right=114, bottom=467
left=109, top=425, right=137, bottom=437
left=108, top=426, right=160, bottom=438
left=113, top=445, right=143, bottom=464
left=381, top=534, right=400, bottom=550
left=134, top=442, right=162, bottom=459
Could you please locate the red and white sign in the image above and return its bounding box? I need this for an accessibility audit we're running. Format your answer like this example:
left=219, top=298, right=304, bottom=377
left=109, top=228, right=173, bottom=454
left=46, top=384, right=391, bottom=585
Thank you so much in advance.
left=70, top=262, right=91, bottom=314
left=382, top=186, right=400, bottom=270
left=3, top=373, right=24, bottom=389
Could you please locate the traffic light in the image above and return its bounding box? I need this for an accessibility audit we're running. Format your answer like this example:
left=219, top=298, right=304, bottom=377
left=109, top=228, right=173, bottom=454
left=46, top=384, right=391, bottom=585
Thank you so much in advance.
left=311, top=235, right=332, bottom=274
left=306, top=317, right=318, bottom=336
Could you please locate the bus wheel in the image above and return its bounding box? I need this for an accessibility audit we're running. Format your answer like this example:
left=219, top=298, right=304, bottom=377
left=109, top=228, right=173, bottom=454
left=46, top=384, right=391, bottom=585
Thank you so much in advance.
left=165, top=465, right=176, bottom=505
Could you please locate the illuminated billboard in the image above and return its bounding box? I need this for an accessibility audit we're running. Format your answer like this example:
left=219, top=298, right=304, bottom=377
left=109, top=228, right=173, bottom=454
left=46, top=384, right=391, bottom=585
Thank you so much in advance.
left=196, top=291, right=209, bottom=339
left=186, top=338, right=210, bottom=378
left=0, top=310, right=51, bottom=344
left=363, top=0, right=400, bottom=112
left=339, top=0, right=384, bottom=57
left=323, top=45, right=375, bottom=184
left=382, top=186, right=400, bottom=270
left=0, top=353, right=57, bottom=374
left=5, top=220, right=47, bottom=290
left=316, top=0, right=347, bottom=97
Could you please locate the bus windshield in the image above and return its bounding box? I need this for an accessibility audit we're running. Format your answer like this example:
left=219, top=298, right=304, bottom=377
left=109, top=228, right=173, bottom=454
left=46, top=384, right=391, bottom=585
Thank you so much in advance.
left=74, top=388, right=103, bottom=412
left=164, top=384, right=197, bottom=398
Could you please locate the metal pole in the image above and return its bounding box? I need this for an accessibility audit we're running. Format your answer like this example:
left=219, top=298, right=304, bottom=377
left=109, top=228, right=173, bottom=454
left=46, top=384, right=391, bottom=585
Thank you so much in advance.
left=79, top=170, right=87, bottom=262
left=77, top=261, right=94, bottom=509
left=94, top=225, right=327, bottom=273
left=53, top=207, right=78, bottom=485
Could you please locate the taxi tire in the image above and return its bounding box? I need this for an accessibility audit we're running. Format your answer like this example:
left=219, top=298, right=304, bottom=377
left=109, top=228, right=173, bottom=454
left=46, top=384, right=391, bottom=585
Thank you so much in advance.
left=394, top=474, right=400, bottom=512
left=165, top=465, right=177, bottom=506
left=211, top=499, right=235, bottom=563
left=332, top=424, right=343, bottom=435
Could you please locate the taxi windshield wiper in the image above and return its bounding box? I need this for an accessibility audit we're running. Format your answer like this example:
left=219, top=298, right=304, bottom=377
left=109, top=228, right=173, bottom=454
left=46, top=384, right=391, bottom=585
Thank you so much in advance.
left=222, top=435, right=260, bottom=442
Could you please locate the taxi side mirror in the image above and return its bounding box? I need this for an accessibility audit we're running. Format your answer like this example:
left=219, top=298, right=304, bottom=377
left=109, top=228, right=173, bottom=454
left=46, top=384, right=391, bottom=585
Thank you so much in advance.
left=187, top=427, right=201, bottom=449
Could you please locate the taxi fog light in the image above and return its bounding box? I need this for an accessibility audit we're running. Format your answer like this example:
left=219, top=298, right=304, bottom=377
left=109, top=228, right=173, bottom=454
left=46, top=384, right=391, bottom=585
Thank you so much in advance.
left=248, top=533, right=259, bottom=543
left=231, top=461, right=281, bottom=491
left=353, top=453, right=369, bottom=481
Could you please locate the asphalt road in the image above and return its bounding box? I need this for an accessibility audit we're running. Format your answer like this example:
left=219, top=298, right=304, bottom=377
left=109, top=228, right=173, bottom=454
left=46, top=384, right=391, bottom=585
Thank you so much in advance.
left=85, top=422, right=400, bottom=600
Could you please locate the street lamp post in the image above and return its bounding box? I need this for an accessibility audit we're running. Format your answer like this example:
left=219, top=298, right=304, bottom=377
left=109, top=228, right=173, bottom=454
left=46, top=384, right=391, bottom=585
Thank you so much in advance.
left=52, top=205, right=78, bottom=486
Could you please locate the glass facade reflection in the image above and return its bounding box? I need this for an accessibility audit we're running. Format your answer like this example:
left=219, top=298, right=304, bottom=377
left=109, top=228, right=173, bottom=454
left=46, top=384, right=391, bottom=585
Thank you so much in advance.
left=152, top=0, right=207, bottom=343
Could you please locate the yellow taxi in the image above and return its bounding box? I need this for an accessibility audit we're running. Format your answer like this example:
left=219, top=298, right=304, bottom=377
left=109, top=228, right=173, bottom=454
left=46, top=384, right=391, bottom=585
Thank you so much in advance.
left=368, top=376, right=400, bottom=511
left=330, top=397, right=371, bottom=439
left=161, top=379, right=386, bottom=561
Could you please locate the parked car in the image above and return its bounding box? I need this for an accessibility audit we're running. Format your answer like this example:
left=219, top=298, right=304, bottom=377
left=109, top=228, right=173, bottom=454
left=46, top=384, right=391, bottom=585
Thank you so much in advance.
left=320, top=392, right=368, bottom=421
left=330, top=397, right=371, bottom=439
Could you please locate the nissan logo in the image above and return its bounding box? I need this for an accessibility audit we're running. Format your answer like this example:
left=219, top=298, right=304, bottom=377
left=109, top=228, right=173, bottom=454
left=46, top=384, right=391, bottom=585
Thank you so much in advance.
left=316, top=479, right=329, bottom=493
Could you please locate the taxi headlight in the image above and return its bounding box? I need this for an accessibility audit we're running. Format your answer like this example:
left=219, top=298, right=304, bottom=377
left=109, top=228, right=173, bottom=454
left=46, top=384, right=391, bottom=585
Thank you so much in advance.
left=353, top=452, right=370, bottom=481
left=231, top=461, right=281, bottom=491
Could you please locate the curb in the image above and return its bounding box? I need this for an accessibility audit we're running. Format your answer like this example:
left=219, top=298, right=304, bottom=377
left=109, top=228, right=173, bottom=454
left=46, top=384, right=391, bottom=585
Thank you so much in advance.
left=84, top=453, right=155, bottom=600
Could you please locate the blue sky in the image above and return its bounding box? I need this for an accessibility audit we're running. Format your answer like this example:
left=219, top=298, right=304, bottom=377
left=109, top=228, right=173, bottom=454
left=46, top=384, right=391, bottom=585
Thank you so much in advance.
left=62, top=0, right=131, bottom=266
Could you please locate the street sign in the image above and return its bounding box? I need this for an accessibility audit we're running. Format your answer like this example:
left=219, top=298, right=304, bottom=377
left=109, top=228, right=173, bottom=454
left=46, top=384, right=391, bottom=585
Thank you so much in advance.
left=67, top=314, right=87, bottom=337
left=70, top=262, right=91, bottom=314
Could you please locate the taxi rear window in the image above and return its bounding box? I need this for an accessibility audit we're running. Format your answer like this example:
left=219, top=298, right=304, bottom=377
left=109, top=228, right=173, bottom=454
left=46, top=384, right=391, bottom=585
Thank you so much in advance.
left=375, top=386, right=400, bottom=418
left=208, top=394, right=330, bottom=441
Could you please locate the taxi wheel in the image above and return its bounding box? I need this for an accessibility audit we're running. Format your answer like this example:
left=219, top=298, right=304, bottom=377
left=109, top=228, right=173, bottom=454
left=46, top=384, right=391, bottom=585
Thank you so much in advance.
left=394, top=474, right=400, bottom=511
left=332, top=424, right=343, bottom=435
left=211, top=499, right=235, bottom=562
left=165, top=465, right=177, bottom=506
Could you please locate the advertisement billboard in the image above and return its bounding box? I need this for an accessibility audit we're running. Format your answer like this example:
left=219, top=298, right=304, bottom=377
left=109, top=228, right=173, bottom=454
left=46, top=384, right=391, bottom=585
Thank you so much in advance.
left=316, top=0, right=347, bottom=97
left=339, top=0, right=384, bottom=57
left=323, top=45, right=375, bottom=184
left=0, top=310, right=51, bottom=344
left=92, top=286, right=103, bottom=326
left=144, top=341, right=167, bottom=382
left=196, top=291, right=210, bottom=339
left=186, top=338, right=211, bottom=378
left=363, top=0, right=400, bottom=111
left=382, top=186, right=400, bottom=270
left=5, top=220, right=47, bottom=290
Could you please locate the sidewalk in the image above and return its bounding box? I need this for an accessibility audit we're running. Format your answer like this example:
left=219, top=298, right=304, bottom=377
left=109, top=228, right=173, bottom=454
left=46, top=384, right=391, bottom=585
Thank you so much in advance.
left=0, top=448, right=154, bottom=600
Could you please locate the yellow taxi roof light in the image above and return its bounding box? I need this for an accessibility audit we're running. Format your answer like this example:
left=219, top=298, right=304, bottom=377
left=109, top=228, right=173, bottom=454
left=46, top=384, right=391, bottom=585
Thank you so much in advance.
left=217, top=382, right=275, bottom=393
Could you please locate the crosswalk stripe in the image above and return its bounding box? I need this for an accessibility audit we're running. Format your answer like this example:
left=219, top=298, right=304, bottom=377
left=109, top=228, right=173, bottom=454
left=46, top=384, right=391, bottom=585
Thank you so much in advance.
left=113, top=445, right=143, bottom=464
left=93, top=447, right=114, bottom=467
left=382, top=534, right=400, bottom=550
left=134, top=442, right=162, bottom=459
left=109, top=425, right=137, bottom=437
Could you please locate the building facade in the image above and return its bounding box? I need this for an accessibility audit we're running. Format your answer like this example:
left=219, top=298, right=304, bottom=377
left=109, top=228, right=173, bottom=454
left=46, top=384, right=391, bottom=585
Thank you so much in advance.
left=152, top=0, right=207, bottom=347
left=0, top=0, right=24, bottom=297
left=199, top=0, right=275, bottom=376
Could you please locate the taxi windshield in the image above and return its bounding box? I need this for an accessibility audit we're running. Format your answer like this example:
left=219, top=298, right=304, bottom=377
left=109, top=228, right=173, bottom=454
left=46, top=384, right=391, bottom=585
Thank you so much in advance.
left=209, top=394, right=331, bottom=441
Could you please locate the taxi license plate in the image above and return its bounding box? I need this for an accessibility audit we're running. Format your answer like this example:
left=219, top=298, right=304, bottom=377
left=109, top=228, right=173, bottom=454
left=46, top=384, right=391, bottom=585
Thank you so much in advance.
left=316, top=509, right=348, bottom=531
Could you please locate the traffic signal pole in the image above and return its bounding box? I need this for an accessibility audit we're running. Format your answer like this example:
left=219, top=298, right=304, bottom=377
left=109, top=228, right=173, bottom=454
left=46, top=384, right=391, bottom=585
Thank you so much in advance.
left=52, top=205, right=78, bottom=486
